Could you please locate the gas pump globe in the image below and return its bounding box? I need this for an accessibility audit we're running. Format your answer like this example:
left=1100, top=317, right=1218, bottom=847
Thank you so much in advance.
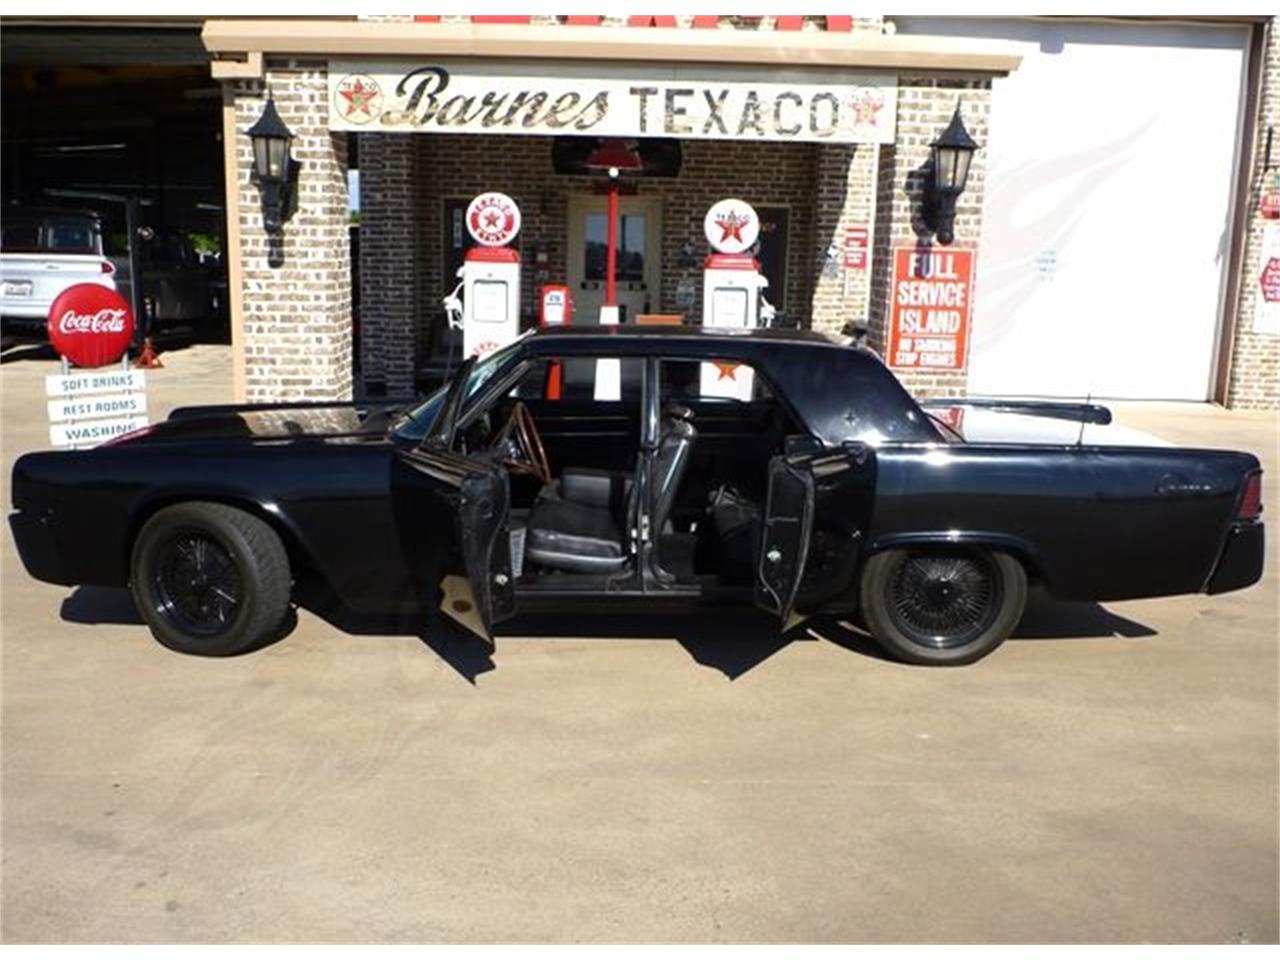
left=444, top=191, right=523, bottom=359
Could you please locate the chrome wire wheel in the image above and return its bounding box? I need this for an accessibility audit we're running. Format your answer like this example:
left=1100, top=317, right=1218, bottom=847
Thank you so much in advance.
left=152, top=530, right=243, bottom=637
left=886, top=552, right=1002, bottom=650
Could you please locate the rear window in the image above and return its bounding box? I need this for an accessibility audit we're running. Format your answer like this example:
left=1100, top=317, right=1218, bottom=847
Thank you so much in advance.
left=0, top=216, right=102, bottom=255
left=1, top=222, right=40, bottom=253
left=45, top=218, right=101, bottom=254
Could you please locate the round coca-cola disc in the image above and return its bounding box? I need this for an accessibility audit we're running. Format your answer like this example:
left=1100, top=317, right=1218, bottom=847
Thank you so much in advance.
left=47, top=284, right=135, bottom=368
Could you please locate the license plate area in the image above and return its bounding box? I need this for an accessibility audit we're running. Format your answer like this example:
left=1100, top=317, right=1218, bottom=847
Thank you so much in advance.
left=3, top=281, right=34, bottom=297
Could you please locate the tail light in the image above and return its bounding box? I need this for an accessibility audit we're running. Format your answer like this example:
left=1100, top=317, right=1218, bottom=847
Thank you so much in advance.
left=100, top=424, right=156, bottom=447
left=1237, top=471, right=1263, bottom=521
left=100, top=260, right=115, bottom=275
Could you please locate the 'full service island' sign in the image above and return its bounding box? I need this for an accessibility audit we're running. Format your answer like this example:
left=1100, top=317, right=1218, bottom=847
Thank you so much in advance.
left=887, top=247, right=975, bottom=372
left=328, top=60, right=896, bottom=144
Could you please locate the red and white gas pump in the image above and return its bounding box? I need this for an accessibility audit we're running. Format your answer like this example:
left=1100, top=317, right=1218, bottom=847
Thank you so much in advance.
left=443, top=191, right=523, bottom=360
left=701, top=198, right=775, bottom=400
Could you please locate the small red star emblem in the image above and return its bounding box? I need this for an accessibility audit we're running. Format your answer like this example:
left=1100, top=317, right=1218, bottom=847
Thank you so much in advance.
left=716, top=211, right=748, bottom=244
left=849, top=91, right=884, bottom=126
left=714, top=361, right=739, bottom=381
left=339, top=78, right=379, bottom=117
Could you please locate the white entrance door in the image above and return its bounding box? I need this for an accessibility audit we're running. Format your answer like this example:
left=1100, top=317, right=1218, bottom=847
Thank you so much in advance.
left=567, top=195, right=662, bottom=324
left=892, top=18, right=1250, bottom=400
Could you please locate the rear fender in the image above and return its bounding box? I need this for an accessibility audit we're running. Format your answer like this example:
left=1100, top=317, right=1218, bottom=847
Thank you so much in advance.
left=866, top=531, right=1043, bottom=583
left=126, top=490, right=320, bottom=582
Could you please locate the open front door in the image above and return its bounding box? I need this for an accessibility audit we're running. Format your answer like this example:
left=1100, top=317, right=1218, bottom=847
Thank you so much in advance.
left=756, top=441, right=876, bottom=622
left=391, top=356, right=515, bottom=643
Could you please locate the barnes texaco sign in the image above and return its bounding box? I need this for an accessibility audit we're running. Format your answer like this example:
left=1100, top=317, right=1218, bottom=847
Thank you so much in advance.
left=328, top=59, right=896, bottom=144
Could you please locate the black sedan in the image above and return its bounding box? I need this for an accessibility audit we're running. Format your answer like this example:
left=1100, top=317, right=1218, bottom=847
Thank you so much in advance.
left=9, top=326, right=1266, bottom=665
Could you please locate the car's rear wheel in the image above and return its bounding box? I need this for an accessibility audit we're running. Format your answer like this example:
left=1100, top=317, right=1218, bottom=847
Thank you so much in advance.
left=859, top=547, right=1027, bottom=665
left=130, top=501, right=291, bottom=656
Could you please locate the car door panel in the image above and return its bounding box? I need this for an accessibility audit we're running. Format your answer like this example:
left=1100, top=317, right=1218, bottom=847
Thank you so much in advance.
left=392, top=447, right=515, bottom=641
left=756, top=441, right=876, bottom=621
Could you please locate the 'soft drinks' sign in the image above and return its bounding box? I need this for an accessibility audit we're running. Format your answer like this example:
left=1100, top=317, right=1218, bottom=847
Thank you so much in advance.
left=887, top=247, right=975, bottom=372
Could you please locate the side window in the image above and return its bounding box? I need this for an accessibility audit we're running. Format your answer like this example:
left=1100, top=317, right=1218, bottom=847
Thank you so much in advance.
left=659, top=357, right=774, bottom=406
left=505, top=356, right=644, bottom=402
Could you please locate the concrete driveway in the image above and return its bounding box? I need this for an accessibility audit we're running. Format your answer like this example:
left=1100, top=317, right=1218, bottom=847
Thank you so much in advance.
left=2, top=343, right=1276, bottom=943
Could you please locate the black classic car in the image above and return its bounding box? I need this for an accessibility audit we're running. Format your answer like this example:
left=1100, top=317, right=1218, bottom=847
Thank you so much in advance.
left=9, top=326, right=1266, bottom=665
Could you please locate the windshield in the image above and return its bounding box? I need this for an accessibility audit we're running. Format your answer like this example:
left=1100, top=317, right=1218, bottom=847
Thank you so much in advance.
left=392, top=337, right=526, bottom=442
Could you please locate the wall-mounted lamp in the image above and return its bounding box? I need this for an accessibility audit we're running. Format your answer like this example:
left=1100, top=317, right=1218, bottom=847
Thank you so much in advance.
left=923, top=104, right=979, bottom=245
left=247, top=96, right=296, bottom=234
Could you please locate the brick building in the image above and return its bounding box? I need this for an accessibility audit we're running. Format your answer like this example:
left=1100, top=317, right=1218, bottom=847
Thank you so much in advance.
left=194, top=15, right=1280, bottom=409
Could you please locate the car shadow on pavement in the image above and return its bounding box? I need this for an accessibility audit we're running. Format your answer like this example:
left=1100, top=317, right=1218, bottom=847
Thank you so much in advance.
left=60, top=586, right=143, bottom=625
left=56, top=584, right=1157, bottom=680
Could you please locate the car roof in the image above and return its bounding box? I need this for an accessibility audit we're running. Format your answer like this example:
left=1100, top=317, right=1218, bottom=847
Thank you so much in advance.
left=3, top=206, right=103, bottom=222
left=531, top=324, right=844, bottom=348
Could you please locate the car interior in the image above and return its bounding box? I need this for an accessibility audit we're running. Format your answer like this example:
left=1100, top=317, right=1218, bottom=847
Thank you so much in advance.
left=455, top=355, right=808, bottom=592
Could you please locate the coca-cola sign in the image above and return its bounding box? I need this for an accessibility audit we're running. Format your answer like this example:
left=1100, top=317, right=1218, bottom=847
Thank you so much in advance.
left=47, top=284, right=134, bottom=368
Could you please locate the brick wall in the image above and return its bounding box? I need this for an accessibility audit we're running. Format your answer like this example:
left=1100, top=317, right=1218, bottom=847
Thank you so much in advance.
left=230, top=59, right=352, bottom=402
left=358, top=134, right=416, bottom=397
left=868, top=76, right=993, bottom=398
left=1227, top=19, right=1280, bottom=410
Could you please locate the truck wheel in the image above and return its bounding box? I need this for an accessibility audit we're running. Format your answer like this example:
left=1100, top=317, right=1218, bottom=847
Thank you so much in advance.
left=859, top=547, right=1026, bottom=666
left=130, top=502, right=292, bottom=657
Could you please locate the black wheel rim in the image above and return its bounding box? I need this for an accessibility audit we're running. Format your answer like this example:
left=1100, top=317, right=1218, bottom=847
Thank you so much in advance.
left=887, top=552, right=1001, bottom=650
left=152, top=530, right=243, bottom=637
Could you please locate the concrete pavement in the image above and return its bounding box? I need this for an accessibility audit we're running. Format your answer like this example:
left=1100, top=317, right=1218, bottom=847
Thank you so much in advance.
left=2, top=342, right=1276, bottom=943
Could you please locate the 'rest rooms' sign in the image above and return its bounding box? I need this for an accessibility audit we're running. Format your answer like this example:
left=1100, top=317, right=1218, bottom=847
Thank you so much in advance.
left=887, top=247, right=975, bottom=372
left=328, top=59, right=896, bottom=144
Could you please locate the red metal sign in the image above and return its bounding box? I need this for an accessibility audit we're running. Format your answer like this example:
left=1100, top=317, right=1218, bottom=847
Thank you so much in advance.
left=844, top=224, right=869, bottom=269
left=886, top=247, right=974, bottom=371
left=1260, top=192, right=1280, bottom=220
left=47, top=283, right=134, bottom=369
left=1261, top=256, right=1280, bottom=303
left=465, top=192, right=521, bottom=247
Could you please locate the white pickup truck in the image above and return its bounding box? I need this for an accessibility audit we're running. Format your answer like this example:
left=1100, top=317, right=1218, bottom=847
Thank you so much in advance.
left=1, top=208, right=119, bottom=336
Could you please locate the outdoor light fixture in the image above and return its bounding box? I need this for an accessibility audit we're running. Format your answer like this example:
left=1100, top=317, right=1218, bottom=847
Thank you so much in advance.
left=247, top=96, right=295, bottom=233
left=923, top=104, right=979, bottom=245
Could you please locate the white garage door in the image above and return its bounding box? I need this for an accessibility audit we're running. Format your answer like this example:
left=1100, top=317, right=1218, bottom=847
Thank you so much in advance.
left=891, top=18, right=1249, bottom=400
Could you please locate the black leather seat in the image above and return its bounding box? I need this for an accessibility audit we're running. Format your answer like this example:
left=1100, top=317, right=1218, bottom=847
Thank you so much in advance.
left=525, top=404, right=696, bottom=574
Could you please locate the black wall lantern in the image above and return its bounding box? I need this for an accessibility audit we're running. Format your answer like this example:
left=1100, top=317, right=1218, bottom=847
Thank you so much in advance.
left=923, top=103, right=979, bottom=245
left=247, top=97, right=296, bottom=233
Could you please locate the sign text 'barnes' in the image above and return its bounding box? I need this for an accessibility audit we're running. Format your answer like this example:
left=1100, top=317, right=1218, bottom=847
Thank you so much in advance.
left=329, top=59, right=896, bottom=144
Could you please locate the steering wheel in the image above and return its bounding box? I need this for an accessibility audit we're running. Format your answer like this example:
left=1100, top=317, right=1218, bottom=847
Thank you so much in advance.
left=493, top=402, right=552, bottom=486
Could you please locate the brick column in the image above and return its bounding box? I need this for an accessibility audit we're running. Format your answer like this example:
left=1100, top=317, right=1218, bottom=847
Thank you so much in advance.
left=809, top=143, right=878, bottom=337
left=869, top=78, right=993, bottom=398
left=1226, top=19, right=1280, bottom=410
left=358, top=134, right=418, bottom=398
left=229, top=60, right=352, bottom=402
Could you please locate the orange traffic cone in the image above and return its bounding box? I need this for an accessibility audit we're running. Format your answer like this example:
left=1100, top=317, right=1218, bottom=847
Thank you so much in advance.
left=134, top=337, right=164, bottom=369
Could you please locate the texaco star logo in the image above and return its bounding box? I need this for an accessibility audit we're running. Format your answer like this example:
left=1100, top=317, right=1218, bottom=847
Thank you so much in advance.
left=849, top=88, right=885, bottom=128
left=703, top=198, right=760, bottom=255
left=334, top=74, right=383, bottom=124
left=714, top=210, right=749, bottom=245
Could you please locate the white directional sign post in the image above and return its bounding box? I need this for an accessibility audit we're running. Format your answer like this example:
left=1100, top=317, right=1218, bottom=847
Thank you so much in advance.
left=45, top=367, right=149, bottom=449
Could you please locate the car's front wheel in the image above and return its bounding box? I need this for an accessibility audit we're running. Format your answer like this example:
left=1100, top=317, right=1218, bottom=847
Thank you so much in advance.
left=130, top=501, right=292, bottom=656
left=859, top=547, right=1027, bottom=665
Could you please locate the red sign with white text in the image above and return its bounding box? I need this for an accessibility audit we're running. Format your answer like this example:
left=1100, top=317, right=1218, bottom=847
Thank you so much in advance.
left=1261, top=256, right=1280, bottom=303
left=844, top=225, right=869, bottom=269
left=47, top=284, right=135, bottom=368
left=887, top=247, right=974, bottom=371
